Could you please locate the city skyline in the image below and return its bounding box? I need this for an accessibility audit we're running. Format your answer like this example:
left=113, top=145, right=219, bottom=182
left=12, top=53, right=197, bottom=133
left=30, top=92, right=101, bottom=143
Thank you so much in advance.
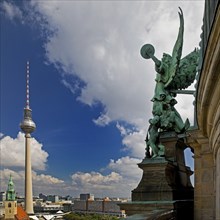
left=0, top=1, right=204, bottom=198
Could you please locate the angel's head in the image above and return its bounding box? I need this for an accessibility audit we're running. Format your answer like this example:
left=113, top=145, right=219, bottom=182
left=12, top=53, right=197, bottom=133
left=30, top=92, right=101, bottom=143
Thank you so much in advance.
left=162, top=53, right=172, bottom=65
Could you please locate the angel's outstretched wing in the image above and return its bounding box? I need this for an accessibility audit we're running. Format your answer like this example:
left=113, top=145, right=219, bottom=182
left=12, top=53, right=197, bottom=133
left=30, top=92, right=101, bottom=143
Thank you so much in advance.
left=165, top=7, right=184, bottom=88
left=166, top=49, right=199, bottom=90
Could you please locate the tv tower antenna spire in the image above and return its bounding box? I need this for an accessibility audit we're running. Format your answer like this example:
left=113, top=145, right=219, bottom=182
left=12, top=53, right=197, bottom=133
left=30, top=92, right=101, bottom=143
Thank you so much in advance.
left=20, top=61, right=36, bottom=133
left=20, top=61, right=36, bottom=215
left=26, top=61, right=30, bottom=109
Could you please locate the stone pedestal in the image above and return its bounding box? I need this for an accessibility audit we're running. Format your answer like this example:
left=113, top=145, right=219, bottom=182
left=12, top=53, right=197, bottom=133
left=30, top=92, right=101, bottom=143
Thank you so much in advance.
left=132, top=158, right=193, bottom=202
left=119, top=132, right=194, bottom=218
left=132, top=158, right=174, bottom=201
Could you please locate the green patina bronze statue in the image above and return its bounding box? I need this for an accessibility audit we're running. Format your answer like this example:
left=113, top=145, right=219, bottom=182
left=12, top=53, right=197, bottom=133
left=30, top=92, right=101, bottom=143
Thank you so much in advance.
left=141, top=8, right=199, bottom=158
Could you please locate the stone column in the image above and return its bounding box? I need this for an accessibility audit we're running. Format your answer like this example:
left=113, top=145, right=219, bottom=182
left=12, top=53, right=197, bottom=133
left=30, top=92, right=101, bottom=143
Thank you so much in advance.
left=193, top=137, right=215, bottom=220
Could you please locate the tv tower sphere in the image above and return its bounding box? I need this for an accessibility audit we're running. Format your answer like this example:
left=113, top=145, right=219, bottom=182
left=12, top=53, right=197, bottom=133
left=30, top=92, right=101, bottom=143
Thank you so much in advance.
left=20, top=108, right=36, bottom=134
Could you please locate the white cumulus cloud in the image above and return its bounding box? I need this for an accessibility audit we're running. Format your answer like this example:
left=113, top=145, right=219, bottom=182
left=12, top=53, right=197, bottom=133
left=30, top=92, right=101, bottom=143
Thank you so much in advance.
left=0, top=132, right=48, bottom=170
left=70, top=156, right=142, bottom=197
left=72, top=172, right=121, bottom=187
left=0, top=168, right=65, bottom=196
left=118, top=126, right=147, bottom=158
left=22, top=0, right=203, bottom=131
left=107, top=157, right=142, bottom=180
left=71, top=171, right=122, bottom=196
left=1, top=1, right=23, bottom=21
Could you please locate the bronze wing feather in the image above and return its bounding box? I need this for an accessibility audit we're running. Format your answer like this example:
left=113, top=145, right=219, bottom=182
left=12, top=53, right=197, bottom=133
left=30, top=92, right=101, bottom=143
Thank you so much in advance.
left=165, top=7, right=184, bottom=88
left=166, top=49, right=199, bottom=90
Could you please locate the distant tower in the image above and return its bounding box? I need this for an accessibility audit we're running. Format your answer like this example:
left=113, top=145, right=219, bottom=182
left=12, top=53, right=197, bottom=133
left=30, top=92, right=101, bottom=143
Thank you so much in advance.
left=20, top=61, right=36, bottom=214
left=4, top=175, right=17, bottom=219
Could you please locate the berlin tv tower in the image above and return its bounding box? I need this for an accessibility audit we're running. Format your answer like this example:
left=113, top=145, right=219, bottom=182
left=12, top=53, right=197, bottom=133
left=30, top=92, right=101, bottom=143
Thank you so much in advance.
left=20, top=61, right=36, bottom=214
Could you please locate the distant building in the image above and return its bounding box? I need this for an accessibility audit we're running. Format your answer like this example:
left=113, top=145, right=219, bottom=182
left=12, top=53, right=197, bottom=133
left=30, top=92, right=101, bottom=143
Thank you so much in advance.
left=38, top=194, right=46, bottom=203
left=79, top=194, right=94, bottom=201
left=34, top=203, right=62, bottom=213
left=64, top=196, right=72, bottom=201
left=0, top=193, right=6, bottom=202
left=46, top=196, right=59, bottom=203
left=73, top=198, right=125, bottom=217
left=62, top=203, right=73, bottom=213
left=33, top=196, right=74, bottom=214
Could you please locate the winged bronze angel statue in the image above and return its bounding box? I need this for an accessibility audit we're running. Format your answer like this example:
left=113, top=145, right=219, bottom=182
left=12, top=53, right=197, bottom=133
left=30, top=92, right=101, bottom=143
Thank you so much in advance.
left=141, top=8, right=199, bottom=158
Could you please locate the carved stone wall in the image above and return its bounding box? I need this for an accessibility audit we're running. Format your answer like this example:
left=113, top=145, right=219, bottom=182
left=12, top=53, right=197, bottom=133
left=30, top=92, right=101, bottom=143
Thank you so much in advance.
left=194, top=2, right=220, bottom=219
left=216, top=148, right=220, bottom=220
left=199, top=0, right=219, bottom=59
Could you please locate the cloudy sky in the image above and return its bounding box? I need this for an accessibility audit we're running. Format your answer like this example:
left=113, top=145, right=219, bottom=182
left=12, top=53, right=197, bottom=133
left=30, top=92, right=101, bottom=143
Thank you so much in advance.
left=0, top=0, right=204, bottom=198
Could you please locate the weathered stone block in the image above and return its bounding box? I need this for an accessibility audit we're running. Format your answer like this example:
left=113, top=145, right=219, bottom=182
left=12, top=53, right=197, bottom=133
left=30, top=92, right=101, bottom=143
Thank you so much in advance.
left=201, top=153, right=214, bottom=168
left=201, top=169, right=214, bottom=182
left=201, top=196, right=215, bottom=209
left=201, top=183, right=215, bottom=195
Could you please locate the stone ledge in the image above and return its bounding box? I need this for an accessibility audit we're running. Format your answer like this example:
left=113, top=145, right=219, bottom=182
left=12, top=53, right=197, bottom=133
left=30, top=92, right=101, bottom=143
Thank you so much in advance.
left=119, top=200, right=193, bottom=219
